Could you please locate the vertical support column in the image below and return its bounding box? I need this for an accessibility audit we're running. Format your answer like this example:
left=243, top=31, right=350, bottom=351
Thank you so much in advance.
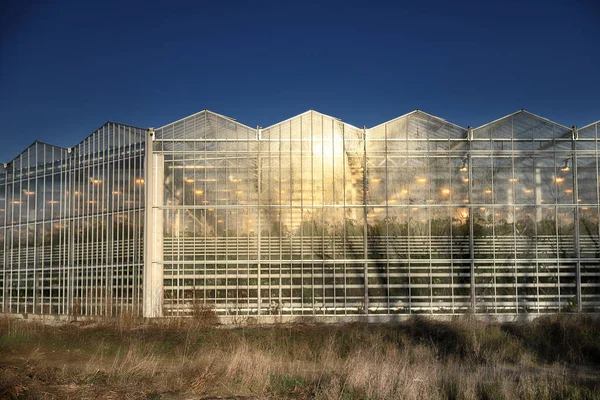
left=1, top=165, right=7, bottom=312
left=362, top=126, right=369, bottom=314
left=467, top=126, right=476, bottom=313
left=68, top=148, right=76, bottom=317
left=143, top=129, right=164, bottom=318
left=572, top=126, right=582, bottom=312
left=257, top=127, right=262, bottom=316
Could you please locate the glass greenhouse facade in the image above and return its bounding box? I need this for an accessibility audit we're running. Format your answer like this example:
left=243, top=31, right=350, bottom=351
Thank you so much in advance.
left=1, top=109, right=599, bottom=319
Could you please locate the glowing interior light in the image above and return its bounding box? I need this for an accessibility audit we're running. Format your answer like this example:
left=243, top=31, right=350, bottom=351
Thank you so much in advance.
left=217, top=219, right=223, bottom=223
left=561, top=160, right=570, bottom=172
left=508, top=178, right=518, bottom=182
left=565, top=189, right=573, bottom=194
left=23, top=191, right=35, bottom=195
left=416, top=178, right=427, bottom=184
left=74, top=191, right=80, bottom=195
left=47, top=200, right=59, bottom=204
left=371, top=178, right=382, bottom=184
left=195, top=189, right=204, bottom=195
left=12, top=201, right=21, bottom=204
left=582, top=207, right=589, bottom=210
left=441, top=188, right=450, bottom=195
left=235, top=190, right=244, bottom=195
left=92, top=179, right=102, bottom=184
left=185, top=178, right=194, bottom=183
left=462, top=178, right=469, bottom=183
left=411, top=207, right=419, bottom=211
left=208, top=208, right=214, bottom=211
left=479, top=207, right=486, bottom=211
left=523, top=188, right=533, bottom=194
left=484, top=189, right=492, bottom=194
left=400, top=189, right=408, bottom=195
left=554, top=177, right=564, bottom=183
left=113, top=191, right=120, bottom=195
left=135, top=178, right=145, bottom=184
left=463, top=199, right=469, bottom=203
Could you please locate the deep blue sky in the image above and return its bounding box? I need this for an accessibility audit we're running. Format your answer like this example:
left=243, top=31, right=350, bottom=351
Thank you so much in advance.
left=1, top=0, right=599, bottom=161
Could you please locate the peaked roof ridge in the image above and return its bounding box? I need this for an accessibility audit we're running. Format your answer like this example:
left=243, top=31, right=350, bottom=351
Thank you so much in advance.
left=73, top=120, right=146, bottom=149
left=100, top=120, right=147, bottom=131
left=261, top=110, right=313, bottom=131
left=473, top=109, right=571, bottom=131
left=157, top=109, right=255, bottom=131
left=519, top=110, right=571, bottom=131
left=309, top=109, right=364, bottom=131
left=369, top=110, right=467, bottom=131
left=8, top=140, right=69, bottom=164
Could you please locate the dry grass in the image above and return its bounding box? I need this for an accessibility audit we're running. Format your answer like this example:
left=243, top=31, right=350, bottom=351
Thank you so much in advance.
left=0, top=315, right=599, bottom=399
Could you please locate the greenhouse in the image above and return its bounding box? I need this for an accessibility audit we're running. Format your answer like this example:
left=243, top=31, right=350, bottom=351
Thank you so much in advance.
left=1, top=109, right=599, bottom=319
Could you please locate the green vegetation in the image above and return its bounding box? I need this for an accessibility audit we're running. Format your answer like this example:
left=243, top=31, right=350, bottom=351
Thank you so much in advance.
left=0, top=314, right=599, bottom=399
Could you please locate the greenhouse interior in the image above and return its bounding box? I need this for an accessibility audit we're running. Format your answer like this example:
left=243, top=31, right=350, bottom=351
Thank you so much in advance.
left=1, top=109, right=599, bottom=319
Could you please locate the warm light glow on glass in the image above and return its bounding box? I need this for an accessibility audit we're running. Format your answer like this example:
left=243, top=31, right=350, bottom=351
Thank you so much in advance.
left=441, top=188, right=450, bottom=195
left=462, top=178, right=469, bottom=183
left=416, top=178, right=427, bottom=184
left=484, top=189, right=492, bottom=194
left=47, top=200, right=59, bottom=204
left=555, top=177, right=564, bottom=184
left=523, top=188, right=533, bottom=194
left=371, top=178, right=382, bottom=184
left=113, top=191, right=120, bottom=195
left=91, top=179, right=102, bottom=184
left=195, top=189, right=204, bottom=195
left=565, top=189, right=573, bottom=194
left=135, top=178, right=145, bottom=184
left=235, top=190, right=244, bottom=195
left=508, top=178, right=518, bottom=183
left=217, top=219, right=223, bottom=223
left=185, top=178, right=194, bottom=183
left=23, top=191, right=35, bottom=195
left=400, top=189, right=408, bottom=195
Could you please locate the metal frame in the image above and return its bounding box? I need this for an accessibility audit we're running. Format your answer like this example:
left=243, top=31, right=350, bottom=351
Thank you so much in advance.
left=0, top=110, right=598, bottom=318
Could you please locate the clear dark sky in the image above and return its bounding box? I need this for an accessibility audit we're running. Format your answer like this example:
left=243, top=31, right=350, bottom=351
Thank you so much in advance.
left=1, top=0, right=599, bottom=161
